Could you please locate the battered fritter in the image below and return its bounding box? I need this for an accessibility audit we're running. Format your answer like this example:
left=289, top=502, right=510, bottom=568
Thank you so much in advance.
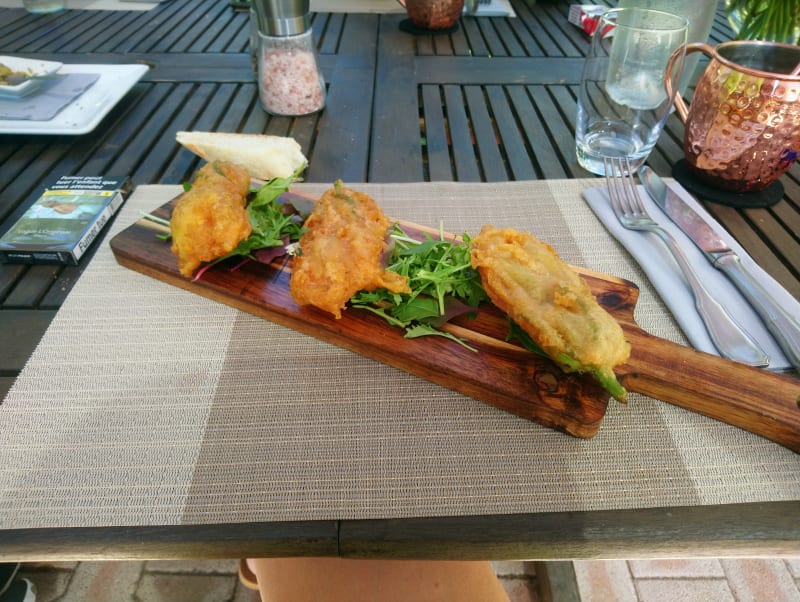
left=471, top=226, right=630, bottom=400
left=289, top=181, right=411, bottom=318
left=170, top=160, right=252, bottom=278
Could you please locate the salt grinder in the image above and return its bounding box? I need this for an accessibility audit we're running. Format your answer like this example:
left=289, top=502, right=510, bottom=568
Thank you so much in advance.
left=251, top=0, right=326, bottom=116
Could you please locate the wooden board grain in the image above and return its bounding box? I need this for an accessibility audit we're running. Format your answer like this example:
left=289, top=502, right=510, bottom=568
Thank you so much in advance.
left=109, top=193, right=800, bottom=452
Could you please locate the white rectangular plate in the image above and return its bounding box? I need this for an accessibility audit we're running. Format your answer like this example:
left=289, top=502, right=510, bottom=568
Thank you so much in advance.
left=0, top=56, right=63, bottom=98
left=0, top=63, right=149, bottom=135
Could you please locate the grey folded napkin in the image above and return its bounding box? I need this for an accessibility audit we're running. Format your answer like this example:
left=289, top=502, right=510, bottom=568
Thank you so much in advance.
left=0, top=73, right=100, bottom=121
left=583, top=180, right=796, bottom=371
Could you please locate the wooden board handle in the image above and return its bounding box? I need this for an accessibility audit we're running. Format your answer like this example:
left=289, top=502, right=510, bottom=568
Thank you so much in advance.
left=621, top=327, right=800, bottom=453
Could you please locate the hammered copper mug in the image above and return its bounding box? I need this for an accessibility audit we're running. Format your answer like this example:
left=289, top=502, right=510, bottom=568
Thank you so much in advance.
left=396, top=0, right=464, bottom=30
left=667, top=41, right=800, bottom=193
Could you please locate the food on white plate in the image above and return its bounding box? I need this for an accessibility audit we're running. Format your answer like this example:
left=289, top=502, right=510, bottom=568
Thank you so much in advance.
left=0, top=63, right=28, bottom=86
left=170, top=160, right=252, bottom=278
left=471, top=225, right=630, bottom=401
left=176, top=131, right=307, bottom=180
left=289, top=180, right=411, bottom=319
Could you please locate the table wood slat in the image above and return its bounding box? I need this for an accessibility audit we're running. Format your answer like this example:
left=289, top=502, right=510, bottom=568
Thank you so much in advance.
left=510, top=0, right=561, bottom=57
left=90, top=12, right=167, bottom=53
left=38, top=266, right=83, bottom=309
left=0, top=522, right=340, bottom=562
left=505, top=86, right=567, bottom=179
left=485, top=84, right=538, bottom=180
left=0, top=309, right=57, bottom=372
left=304, top=13, right=377, bottom=184
left=476, top=18, right=510, bottom=58
left=208, top=12, right=249, bottom=54
left=421, top=85, right=455, bottom=182
left=532, top=2, right=585, bottom=58
left=339, top=502, right=800, bottom=560
left=316, top=12, right=345, bottom=56
left=151, top=0, right=233, bottom=54
left=465, top=84, right=509, bottom=181
left=703, top=204, right=800, bottom=299
left=0, top=12, right=77, bottom=52
left=78, top=84, right=172, bottom=178
left=132, top=0, right=222, bottom=54
left=771, top=177, right=800, bottom=237
left=0, top=265, right=26, bottom=301
left=415, top=56, right=586, bottom=85
left=444, top=84, right=482, bottom=182
left=1, top=264, right=60, bottom=308
left=460, top=17, right=490, bottom=58
left=0, top=141, right=73, bottom=225
left=369, top=17, right=424, bottom=182
left=492, top=18, right=529, bottom=57
left=449, top=22, right=472, bottom=56
left=532, top=86, right=586, bottom=178
left=196, top=10, right=245, bottom=53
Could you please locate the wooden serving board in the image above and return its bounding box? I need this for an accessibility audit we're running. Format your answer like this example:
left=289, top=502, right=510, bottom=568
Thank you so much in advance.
left=109, top=193, right=800, bottom=453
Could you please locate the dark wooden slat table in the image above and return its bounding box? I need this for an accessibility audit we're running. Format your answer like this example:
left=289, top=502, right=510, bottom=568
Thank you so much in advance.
left=0, top=0, right=798, bottom=563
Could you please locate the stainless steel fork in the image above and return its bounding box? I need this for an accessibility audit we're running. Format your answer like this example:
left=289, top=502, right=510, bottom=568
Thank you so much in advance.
left=604, top=156, right=769, bottom=367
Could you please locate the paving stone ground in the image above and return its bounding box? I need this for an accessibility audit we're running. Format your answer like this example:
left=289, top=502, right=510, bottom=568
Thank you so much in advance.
left=14, top=557, right=800, bottom=601
left=15, top=559, right=539, bottom=601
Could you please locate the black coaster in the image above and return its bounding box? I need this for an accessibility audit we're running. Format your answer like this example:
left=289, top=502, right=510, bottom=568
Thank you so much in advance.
left=672, top=159, right=784, bottom=209
left=399, top=18, right=459, bottom=35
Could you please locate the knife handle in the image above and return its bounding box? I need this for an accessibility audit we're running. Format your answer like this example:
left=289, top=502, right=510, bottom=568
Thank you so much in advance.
left=649, top=228, right=769, bottom=367
left=714, top=253, right=800, bottom=371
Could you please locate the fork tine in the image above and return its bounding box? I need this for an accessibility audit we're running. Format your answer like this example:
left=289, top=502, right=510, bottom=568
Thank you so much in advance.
left=604, top=156, right=626, bottom=219
left=617, top=157, right=641, bottom=217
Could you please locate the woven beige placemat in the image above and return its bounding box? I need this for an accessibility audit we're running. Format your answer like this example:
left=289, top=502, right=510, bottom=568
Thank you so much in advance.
left=1, top=181, right=798, bottom=529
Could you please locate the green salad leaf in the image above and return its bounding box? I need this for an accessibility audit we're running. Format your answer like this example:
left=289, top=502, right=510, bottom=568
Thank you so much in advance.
left=189, top=167, right=308, bottom=274
left=351, top=223, right=487, bottom=351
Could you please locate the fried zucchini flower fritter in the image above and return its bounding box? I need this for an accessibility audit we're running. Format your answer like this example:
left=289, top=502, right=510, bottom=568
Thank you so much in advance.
left=289, top=181, right=411, bottom=318
left=471, top=225, right=630, bottom=401
left=170, top=160, right=252, bottom=278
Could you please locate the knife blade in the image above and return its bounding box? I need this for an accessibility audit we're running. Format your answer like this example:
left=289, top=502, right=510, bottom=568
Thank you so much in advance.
left=639, top=166, right=800, bottom=371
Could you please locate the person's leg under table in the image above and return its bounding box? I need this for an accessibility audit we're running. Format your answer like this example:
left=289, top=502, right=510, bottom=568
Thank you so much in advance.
left=245, top=557, right=510, bottom=602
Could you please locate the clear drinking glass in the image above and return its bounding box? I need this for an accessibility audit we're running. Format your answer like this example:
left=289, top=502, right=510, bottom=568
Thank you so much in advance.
left=616, top=0, right=717, bottom=95
left=575, top=8, right=688, bottom=175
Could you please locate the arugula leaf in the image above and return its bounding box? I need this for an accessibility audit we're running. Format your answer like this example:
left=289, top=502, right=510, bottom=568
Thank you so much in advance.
left=350, top=224, right=487, bottom=351
left=505, top=319, right=548, bottom=358
left=404, top=323, right=478, bottom=353
left=186, top=168, right=307, bottom=268
left=249, top=165, right=307, bottom=209
left=391, top=296, right=441, bottom=323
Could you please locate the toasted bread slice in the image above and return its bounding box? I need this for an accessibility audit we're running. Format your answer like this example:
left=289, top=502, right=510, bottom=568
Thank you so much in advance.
left=176, top=131, right=307, bottom=180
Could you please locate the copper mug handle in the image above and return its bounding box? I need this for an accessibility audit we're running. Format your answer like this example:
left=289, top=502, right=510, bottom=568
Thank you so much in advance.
left=665, top=42, right=715, bottom=123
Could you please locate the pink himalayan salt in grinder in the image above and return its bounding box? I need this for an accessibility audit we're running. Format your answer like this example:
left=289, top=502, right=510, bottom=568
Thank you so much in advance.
left=251, top=0, right=326, bottom=116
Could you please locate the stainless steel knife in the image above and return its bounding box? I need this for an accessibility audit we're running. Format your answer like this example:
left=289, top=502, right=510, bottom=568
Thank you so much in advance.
left=639, top=166, right=800, bottom=371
